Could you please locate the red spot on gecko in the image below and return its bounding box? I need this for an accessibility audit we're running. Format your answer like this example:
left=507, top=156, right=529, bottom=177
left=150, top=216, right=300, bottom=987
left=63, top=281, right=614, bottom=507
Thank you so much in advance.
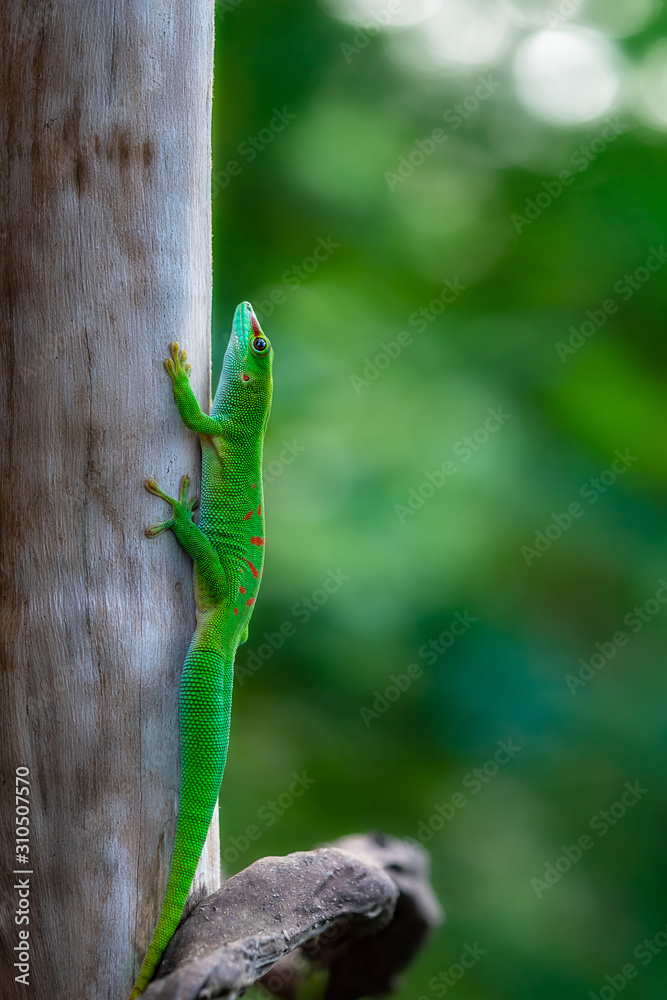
left=257, top=505, right=262, bottom=515
left=250, top=536, right=265, bottom=546
left=233, top=608, right=238, bottom=615
left=251, top=483, right=257, bottom=488
left=250, top=311, right=261, bottom=337
left=242, top=374, right=250, bottom=381
left=239, top=586, right=246, bottom=594
left=243, top=511, right=253, bottom=520
left=242, top=558, right=259, bottom=579
left=246, top=598, right=255, bottom=607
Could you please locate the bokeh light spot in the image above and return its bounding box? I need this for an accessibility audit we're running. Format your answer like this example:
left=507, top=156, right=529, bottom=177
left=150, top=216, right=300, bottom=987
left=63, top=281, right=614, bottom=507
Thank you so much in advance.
left=636, top=39, right=667, bottom=131
left=390, top=0, right=512, bottom=74
left=513, top=27, right=622, bottom=125
left=321, top=0, right=440, bottom=29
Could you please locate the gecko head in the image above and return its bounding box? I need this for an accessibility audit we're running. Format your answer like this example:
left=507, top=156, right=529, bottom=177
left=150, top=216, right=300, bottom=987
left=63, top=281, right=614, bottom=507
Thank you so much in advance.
left=212, top=301, right=273, bottom=421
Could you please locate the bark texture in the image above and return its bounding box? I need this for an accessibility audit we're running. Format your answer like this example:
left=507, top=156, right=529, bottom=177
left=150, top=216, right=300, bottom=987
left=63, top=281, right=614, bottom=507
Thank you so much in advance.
left=0, top=3, right=215, bottom=998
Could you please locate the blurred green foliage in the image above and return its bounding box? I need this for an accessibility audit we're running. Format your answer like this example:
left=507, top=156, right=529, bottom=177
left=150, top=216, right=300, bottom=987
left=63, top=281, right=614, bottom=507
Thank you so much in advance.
left=213, top=2, right=667, bottom=997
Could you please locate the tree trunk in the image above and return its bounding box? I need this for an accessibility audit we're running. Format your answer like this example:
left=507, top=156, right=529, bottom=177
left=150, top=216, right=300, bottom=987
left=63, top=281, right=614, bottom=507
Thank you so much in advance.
left=0, top=4, right=215, bottom=998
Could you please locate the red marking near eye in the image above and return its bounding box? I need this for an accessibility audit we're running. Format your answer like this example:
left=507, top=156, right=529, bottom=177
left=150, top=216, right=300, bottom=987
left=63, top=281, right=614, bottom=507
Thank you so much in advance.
left=251, top=483, right=257, bottom=488
left=242, top=558, right=259, bottom=579
left=233, top=608, right=238, bottom=615
left=250, top=312, right=261, bottom=337
left=257, top=505, right=262, bottom=515
left=239, top=586, right=246, bottom=594
left=246, top=598, right=255, bottom=607
left=243, top=511, right=253, bottom=520
left=242, top=374, right=250, bottom=382
left=250, top=536, right=265, bottom=546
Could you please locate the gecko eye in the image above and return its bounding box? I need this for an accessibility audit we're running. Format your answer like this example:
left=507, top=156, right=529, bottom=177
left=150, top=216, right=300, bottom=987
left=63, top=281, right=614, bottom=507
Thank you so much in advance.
left=251, top=336, right=269, bottom=355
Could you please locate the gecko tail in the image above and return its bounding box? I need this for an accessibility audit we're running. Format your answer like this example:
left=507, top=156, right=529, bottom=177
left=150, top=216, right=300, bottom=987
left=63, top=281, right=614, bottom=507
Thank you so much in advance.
left=129, top=649, right=232, bottom=999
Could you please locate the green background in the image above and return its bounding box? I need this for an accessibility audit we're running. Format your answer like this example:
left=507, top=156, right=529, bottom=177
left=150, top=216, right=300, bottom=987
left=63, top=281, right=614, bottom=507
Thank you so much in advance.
left=213, top=2, right=667, bottom=997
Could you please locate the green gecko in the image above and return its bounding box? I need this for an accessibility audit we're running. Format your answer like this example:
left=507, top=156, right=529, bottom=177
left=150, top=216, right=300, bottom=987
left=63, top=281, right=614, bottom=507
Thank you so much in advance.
left=129, top=302, right=273, bottom=999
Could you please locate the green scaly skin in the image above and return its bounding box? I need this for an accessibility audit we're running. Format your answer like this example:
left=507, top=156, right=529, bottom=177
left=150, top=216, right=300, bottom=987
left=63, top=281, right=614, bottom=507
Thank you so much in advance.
left=129, top=302, right=273, bottom=999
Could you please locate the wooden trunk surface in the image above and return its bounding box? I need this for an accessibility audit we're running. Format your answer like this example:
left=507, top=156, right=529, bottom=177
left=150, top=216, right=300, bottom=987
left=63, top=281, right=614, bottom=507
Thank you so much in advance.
left=0, top=3, right=217, bottom=998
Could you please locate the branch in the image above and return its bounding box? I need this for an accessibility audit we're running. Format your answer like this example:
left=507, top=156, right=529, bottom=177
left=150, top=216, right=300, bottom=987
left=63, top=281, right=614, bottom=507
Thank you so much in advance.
left=142, top=833, right=443, bottom=1000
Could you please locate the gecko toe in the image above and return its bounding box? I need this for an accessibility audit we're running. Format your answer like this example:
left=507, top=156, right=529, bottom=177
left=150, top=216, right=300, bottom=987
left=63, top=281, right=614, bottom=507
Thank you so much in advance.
left=178, top=475, right=191, bottom=505
left=145, top=478, right=174, bottom=504
left=145, top=521, right=171, bottom=537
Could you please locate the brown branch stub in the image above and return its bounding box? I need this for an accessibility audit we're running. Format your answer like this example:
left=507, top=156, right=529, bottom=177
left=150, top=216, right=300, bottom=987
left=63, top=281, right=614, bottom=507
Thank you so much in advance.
left=142, top=845, right=400, bottom=1000
left=315, top=832, right=445, bottom=1000
left=142, top=833, right=443, bottom=1000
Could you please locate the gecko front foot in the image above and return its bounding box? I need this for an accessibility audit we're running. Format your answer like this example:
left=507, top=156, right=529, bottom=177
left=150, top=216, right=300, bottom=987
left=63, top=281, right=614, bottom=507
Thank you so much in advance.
left=164, top=341, right=192, bottom=385
left=144, top=475, right=198, bottom=537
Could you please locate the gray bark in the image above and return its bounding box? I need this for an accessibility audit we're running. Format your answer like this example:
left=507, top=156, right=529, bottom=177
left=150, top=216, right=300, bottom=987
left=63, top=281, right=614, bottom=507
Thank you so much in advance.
left=0, top=3, right=215, bottom=999
left=141, top=833, right=443, bottom=1000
